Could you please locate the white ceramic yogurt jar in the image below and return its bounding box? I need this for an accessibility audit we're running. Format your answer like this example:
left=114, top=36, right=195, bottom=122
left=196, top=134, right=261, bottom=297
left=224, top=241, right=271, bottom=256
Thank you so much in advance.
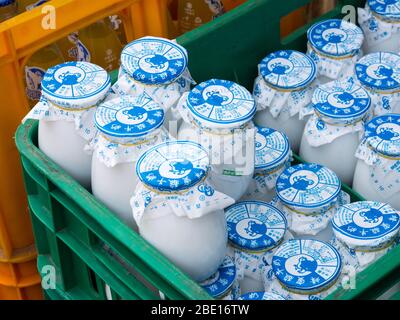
left=199, top=256, right=240, bottom=300
left=263, top=239, right=342, bottom=300
left=275, top=163, right=350, bottom=242
left=225, top=201, right=290, bottom=294
left=90, top=94, right=170, bottom=229
left=242, top=127, right=292, bottom=202
left=112, top=36, right=194, bottom=134
left=353, top=114, right=400, bottom=210
left=307, top=19, right=364, bottom=84
left=358, top=0, right=400, bottom=54
left=23, top=61, right=111, bottom=188
left=355, top=52, right=400, bottom=116
left=332, top=201, right=400, bottom=272
left=300, top=77, right=371, bottom=186
left=253, top=50, right=317, bottom=153
left=130, top=141, right=235, bottom=281
left=176, top=79, right=256, bottom=201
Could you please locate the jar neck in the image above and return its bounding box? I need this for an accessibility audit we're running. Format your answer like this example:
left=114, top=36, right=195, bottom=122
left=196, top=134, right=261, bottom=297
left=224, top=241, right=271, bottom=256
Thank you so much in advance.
left=100, top=128, right=162, bottom=146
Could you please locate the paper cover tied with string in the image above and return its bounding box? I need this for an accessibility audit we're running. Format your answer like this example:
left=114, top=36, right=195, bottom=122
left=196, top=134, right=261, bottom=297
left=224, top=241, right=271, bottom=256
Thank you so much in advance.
left=23, top=61, right=111, bottom=141
left=113, top=36, right=195, bottom=126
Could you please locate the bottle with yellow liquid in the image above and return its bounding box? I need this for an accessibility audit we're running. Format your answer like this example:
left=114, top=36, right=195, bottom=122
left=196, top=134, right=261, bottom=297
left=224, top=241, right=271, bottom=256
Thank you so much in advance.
left=24, top=44, right=65, bottom=107
left=0, top=0, right=17, bottom=22
left=107, top=15, right=127, bottom=46
left=77, top=19, right=123, bottom=72
left=178, top=0, right=225, bottom=34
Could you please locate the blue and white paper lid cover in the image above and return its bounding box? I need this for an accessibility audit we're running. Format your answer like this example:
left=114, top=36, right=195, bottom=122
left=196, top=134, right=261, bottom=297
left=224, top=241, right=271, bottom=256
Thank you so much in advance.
left=239, top=292, right=286, bottom=300
left=120, top=37, right=188, bottom=85
left=200, top=256, right=236, bottom=298
left=95, top=94, right=164, bottom=138
left=186, top=79, right=256, bottom=129
left=333, top=201, right=400, bottom=248
left=259, top=50, right=317, bottom=90
left=255, top=126, right=291, bottom=171
left=368, top=0, right=400, bottom=20
left=355, top=52, right=400, bottom=92
left=276, top=163, right=341, bottom=210
left=41, top=61, right=111, bottom=108
left=307, top=19, right=364, bottom=57
left=272, top=239, right=342, bottom=292
left=136, top=141, right=209, bottom=192
left=312, top=78, right=371, bottom=123
left=225, top=201, right=287, bottom=252
left=364, top=114, right=400, bottom=157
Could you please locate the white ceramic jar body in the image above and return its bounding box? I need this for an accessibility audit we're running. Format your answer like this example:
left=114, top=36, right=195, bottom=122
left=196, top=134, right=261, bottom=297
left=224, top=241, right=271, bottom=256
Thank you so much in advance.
left=358, top=3, right=400, bottom=54
left=242, top=178, right=276, bottom=202
left=178, top=121, right=253, bottom=201
left=300, top=130, right=360, bottom=186
left=254, top=110, right=307, bottom=154
left=240, top=276, right=264, bottom=295
left=39, top=119, right=92, bottom=188
left=140, top=207, right=227, bottom=282
left=353, top=159, right=400, bottom=210
left=91, top=158, right=140, bottom=229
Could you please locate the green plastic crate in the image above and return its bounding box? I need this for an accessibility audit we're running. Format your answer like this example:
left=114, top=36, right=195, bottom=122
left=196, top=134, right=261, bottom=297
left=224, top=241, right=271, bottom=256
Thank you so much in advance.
left=15, top=0, right=400, bottom=300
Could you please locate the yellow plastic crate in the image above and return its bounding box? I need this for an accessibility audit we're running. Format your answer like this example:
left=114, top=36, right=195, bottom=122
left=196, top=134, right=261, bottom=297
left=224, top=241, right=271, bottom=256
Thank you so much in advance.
left=0, top=0, right=171, bottom=300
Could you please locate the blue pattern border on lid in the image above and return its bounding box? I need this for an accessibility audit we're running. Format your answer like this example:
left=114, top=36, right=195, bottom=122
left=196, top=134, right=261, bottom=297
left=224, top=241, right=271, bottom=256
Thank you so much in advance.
left=364, top=114, right=400, bottom=157
left=355, top=52, right=400, bottom=92
left=368, top=0, right=400, bottom=20
left=200, top=256, right=236, bottom=298
left=312, top=78, right=371, bottom=121
left=276, top=163, right=341, bottom=209
left=259, top=50, right=317, bottom=90
left=136, top=140, right=210, bottom=192
left=41, top=61, right=111, bottom=101
left=255, top=126, right=291, bottom=171
left=186, top=79, right=256, bottom=126
left=238, top=291, right=285, bottom=300
left=95, top=94, right=164, bottom=138
left=225, top=201, right=287, bottom=252
left=120, top=37, right=188, bottom=85
left=333, top=201, right=400, bottom=241
left=272, top=239, right=342, bottom=292
left=307, top=19, right=364, bottom=57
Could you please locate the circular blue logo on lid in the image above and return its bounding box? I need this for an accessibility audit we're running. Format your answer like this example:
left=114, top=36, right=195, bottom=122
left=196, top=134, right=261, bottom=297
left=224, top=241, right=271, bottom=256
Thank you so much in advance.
left=364, top=114, right=400, bottom=157
left=369, top=0, right=400, bottom=20
left=186, top=79, right=256, bottom=127
left=355, top=52, right=400, bottom=92
left=259, top=50, right=317, bottom=90
left=225, top=201, right=287, bottom=252
left=120, top=37, right=187, bottom=85
left=255, top=126, right=290, bottom=171
left=95, top=94, right=164, bottom=138
left=136, top=141, right=209, bottom=192
left=41, top=61, right=110, bottom=102
left=272, top=239, right=342, bottom=292
left=276, top=163, right=341, bottom=209
left=333, top=201, right=400, bottom=247
left=239, top=291, right=285, bottom=300
left=312, top=78, right=371, bottom=122
left=307, top=19, right=364, bottom=57
left=200, top=256, right=236, bottom=298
